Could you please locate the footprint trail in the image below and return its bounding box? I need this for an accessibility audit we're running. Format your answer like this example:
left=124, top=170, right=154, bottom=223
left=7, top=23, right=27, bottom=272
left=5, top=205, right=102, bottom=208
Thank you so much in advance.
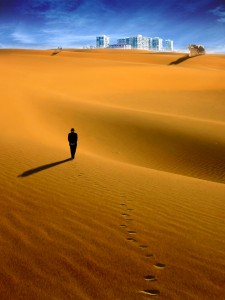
left=119, top=194, right=166, bottom=297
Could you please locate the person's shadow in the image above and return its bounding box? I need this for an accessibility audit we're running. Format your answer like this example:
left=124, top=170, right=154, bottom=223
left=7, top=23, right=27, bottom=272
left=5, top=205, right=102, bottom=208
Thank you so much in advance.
left=18, top=158, right=72, bottom=177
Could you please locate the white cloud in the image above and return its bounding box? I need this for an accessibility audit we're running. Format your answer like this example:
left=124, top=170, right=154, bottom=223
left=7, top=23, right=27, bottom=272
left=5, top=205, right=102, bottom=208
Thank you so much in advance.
left=11, top=31, right=36, bottom=44
left=218, top=18, right=225, bottom=23
left=207, top=46, right=225, bottom=54
left=209, top=5, right=225, bottom=23
left=44, top=32, right=97, bottom=48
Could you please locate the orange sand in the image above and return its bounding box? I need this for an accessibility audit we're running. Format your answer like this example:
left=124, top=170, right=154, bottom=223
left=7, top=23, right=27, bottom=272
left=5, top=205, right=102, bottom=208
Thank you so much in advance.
left=0, top=49, right=225, bottom=300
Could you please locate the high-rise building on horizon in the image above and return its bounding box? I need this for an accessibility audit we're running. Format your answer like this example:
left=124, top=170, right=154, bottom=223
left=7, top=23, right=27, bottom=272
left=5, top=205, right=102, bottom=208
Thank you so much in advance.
left=148, top=38, right=153, bottom=50
left=96, top=35, right=173, bottom=52
left=117, top=35, right=151, bottom=50
left=139, top=35, right=150, bottom=50
left=96, top=35, right=110, bottom=48
left=151, top=37, right=163, bottom=51
left=165, top=39, right=174, bottom=52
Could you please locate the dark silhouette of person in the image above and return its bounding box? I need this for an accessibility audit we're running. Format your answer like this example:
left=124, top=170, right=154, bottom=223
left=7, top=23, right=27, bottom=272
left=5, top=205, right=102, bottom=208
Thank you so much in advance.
left=68, top=128, right=78, bottom=159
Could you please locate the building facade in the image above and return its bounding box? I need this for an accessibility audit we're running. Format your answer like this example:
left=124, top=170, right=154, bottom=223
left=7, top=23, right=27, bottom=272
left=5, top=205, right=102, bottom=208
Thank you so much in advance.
left=117, top=37, right=131, bottom=47
left=151, top=37, right=163, bottom=51
left=117, top=35, right=151, bottom=50
left=96, top=35, right=173, bottom=52
left=164, top=39, right=174, bottom=52
left=96, top=35, right=110, bottom=48
left=109, top=43, right=132, bottom=49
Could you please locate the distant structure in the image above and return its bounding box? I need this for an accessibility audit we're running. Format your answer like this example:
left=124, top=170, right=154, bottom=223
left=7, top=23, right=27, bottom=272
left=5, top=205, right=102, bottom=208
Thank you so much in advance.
left=109, top=43, right=131, bottom=49
left=96, top=35, right=110, bottom=48
left=51, top=46, right=62, bottom=55
left=151, top=37, right=163, bottom=51
left=96, top=34, right=174, bottom=51
left=188, top=45, right=205, bottom=57
left=164, top=39, right=174, bottom=52
left=83, top=45, right=96, bottom=49
left=117, top=35, right=151, bottom=50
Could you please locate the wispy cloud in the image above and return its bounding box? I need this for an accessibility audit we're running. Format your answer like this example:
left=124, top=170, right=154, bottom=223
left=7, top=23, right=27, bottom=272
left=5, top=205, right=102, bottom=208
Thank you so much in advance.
left=40, top=30, right=97, bottom=47
left=11, top=31, right=36, bottom=44
left=209, top=5, right=225, bottom=23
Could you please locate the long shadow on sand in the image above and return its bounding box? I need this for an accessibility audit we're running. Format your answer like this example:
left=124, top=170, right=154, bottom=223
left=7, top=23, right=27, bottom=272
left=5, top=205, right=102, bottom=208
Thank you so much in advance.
left=169, top=55, right=195, bottom=65
left=18, top=158, right=72, bottom=177
left=51, top=51, right=60, bottom=56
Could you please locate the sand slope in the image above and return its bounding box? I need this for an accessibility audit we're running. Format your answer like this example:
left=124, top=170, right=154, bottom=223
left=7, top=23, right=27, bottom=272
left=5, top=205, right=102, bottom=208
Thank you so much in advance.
left=0, top=49, right=225, bottom=300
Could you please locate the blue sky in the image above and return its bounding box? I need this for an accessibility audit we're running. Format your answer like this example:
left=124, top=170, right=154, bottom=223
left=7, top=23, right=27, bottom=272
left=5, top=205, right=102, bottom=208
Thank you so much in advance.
left=0, top=0, right=225, bottom=52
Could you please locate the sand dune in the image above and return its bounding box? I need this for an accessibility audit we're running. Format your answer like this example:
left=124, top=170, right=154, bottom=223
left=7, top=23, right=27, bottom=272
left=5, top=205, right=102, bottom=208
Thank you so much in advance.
left=0, top=49, right=225, bottom=299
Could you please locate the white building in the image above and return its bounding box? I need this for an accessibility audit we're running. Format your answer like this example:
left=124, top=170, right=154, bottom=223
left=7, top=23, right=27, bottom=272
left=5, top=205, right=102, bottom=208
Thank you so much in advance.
left=96, top=35, right=110, bottom=48
left=96, top=35, right=174, bottom=52
left=133, top=35, right=143, bottom=49
left=164, top=39, right=174, bottom=52
left=148, top=38, right=153, bottom=50
left=151, top=37, right=163, bottom=51
left=117, top=35, right=151, bottom=50
left=139, top=35, right=151, bottom=50
left=117, top=37, right=131, bottom=46
left=109, top=43, right=132, bottom=49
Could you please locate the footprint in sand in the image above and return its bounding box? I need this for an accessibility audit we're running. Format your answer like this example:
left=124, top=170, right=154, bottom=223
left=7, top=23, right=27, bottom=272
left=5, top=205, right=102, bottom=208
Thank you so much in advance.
left=139, top=290, right=160, bottom=296
left=127, top=230, right=136, bottom=234
left=145, top=253, right=154, bottom=258
left=125, top=218, right=134, bottom=221
left=144, top=275, right=157, bottom=281
left=78, top=172, right=84, bottom=177
left=127, top=208, right=134, bottom=211
left=122, top=213, right=130, bottom=217
left=139, top=244, right=148, bottom=249
left=154, top=263, right=166, bottom=270
left=120, top=203, right=126, bottom=206
left=127, top=237, right=137, bottom=242
left=120, top=224, right=127, bottom=228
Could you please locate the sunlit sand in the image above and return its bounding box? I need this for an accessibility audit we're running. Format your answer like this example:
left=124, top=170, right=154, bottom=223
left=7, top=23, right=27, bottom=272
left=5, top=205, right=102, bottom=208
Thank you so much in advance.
left=0, top=49, right=225, bottom=299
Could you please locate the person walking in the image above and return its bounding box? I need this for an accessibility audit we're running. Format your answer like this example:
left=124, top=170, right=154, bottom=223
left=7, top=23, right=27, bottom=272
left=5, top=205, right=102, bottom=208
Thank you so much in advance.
left=68, top=128, right=78, bottom=159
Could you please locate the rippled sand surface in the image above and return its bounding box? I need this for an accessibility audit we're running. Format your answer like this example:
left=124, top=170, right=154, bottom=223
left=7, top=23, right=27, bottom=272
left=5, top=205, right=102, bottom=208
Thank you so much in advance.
left=0, top=49, right=225, bottom=299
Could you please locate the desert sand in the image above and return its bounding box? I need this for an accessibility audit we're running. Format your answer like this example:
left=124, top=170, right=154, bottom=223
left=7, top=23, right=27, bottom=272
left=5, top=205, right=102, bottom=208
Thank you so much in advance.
left=0, top=49, right=225, bottom=299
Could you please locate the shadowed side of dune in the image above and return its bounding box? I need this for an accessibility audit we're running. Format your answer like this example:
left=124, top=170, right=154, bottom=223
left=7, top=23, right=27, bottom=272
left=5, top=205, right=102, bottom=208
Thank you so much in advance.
left=98, top=117, right=225, bottom=184
left=38, top=98, right=225, bottom=184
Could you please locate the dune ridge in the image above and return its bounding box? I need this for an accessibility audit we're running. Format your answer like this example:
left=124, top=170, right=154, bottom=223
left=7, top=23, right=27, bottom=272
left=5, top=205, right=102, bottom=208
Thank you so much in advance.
left=0, top=49, right=225, bottom=299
